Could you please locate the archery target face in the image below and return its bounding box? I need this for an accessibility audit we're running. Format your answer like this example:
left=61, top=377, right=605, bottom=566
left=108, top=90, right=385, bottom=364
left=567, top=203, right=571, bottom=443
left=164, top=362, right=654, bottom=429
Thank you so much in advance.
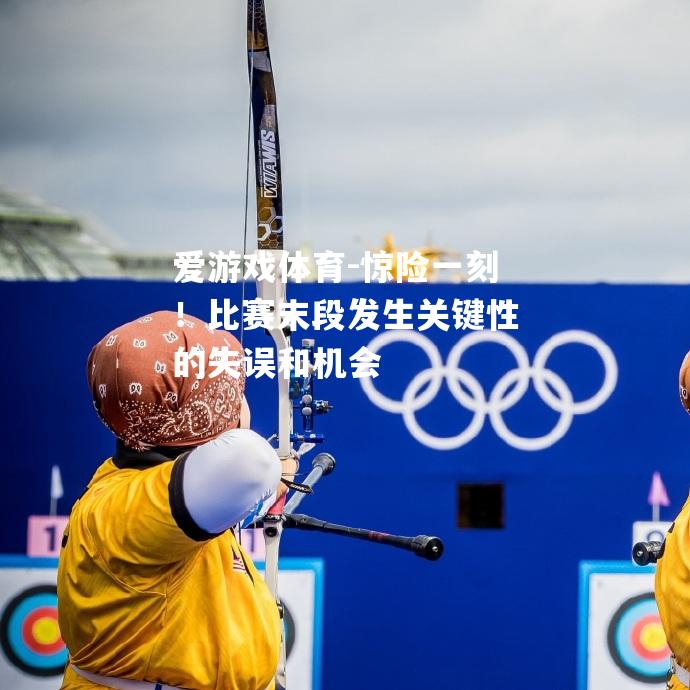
left=607, top=593, right=668, bottom=682
left=0, top=566, right=66, bottom=689
left=586, top=569, right=669, bottom=688
left=0, top=585, right=66, bottom=676
left=257, top=566, right=317, bottom=690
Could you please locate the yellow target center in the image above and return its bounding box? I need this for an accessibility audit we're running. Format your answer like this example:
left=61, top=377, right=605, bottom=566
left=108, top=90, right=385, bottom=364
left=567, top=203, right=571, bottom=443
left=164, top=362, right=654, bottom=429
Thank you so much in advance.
left=32, top=617, right=60, bottom=645
left=640, top=622, right=667, bottom=652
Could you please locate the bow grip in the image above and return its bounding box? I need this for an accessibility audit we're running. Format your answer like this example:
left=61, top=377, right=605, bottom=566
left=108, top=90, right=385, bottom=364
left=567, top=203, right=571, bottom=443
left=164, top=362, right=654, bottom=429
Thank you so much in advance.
left=267, top=494, right=287, bottom=516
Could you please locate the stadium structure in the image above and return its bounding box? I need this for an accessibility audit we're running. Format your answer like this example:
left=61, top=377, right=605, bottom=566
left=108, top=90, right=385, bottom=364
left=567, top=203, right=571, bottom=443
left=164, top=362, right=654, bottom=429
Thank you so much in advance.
left=0, top=188, right=173, bottom=280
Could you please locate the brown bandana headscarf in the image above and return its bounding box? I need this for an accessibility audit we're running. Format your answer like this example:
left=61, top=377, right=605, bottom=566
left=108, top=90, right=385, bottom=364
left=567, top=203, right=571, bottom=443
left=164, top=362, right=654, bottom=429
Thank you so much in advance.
left=87, top=311, right=246, bottom=451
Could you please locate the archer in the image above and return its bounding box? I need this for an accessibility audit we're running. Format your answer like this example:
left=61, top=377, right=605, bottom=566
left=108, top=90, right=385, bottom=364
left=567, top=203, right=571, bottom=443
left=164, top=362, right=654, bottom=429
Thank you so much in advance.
left=56, top=310, right=296, bottom=690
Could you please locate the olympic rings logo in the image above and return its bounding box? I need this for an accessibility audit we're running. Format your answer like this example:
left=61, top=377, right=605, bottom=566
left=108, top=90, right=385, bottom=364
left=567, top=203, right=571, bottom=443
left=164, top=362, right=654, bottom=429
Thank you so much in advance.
left=360, top=330, right=618, bottom=451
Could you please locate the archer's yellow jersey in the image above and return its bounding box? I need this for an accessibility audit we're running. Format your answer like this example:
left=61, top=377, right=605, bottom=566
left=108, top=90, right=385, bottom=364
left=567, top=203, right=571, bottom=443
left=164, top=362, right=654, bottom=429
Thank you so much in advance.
left=57, top=457, right=281, bottom=690
left=656, top=494, right=690, bottom=686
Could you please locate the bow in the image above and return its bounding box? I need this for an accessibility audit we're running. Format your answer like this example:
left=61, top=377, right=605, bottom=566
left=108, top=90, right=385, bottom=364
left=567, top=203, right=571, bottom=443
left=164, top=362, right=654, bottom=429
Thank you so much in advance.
left=243, top=4, right=442, bottom=688
left=245, top=2, right=299, bottom=687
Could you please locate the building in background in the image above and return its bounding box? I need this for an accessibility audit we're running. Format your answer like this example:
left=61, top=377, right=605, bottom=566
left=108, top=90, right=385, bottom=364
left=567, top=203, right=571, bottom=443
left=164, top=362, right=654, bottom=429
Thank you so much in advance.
left=0, top=188, right=174, bottom=280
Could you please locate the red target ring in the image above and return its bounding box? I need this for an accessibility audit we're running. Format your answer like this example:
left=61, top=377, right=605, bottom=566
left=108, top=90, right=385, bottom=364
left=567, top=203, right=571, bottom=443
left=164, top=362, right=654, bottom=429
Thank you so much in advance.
left=630, top=614, right=668, bottom=662
left=21, top=607, right=63, bottom=656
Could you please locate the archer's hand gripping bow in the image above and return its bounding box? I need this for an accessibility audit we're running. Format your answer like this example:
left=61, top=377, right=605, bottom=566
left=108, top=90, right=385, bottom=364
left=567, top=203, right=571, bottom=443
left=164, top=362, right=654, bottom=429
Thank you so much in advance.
left=245, top=3, right=443, bottom=688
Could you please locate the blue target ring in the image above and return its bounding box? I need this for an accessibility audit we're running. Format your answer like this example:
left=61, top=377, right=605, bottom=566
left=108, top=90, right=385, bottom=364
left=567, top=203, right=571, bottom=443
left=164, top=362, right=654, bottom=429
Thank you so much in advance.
left=607, top=592, right=669, bottom=683
left=0, top=585, right=67, bottom=677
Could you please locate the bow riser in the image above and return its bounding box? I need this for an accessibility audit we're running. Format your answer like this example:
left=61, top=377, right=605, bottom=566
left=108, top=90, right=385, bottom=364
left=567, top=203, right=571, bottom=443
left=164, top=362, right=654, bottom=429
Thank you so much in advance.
left=256, top=257, right=292, bottom=461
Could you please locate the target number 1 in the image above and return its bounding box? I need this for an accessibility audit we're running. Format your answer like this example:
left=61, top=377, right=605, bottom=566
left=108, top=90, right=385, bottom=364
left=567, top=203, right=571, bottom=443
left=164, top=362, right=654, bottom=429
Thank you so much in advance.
left=27, top=515, right=69, bottom=558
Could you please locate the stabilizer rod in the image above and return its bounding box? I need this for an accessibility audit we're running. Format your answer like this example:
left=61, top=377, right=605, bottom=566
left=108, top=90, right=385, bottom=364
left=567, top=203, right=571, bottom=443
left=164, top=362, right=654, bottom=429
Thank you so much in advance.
left=283, top=513, right=444, bottom=561
left=284, top=452, right=335, bottom=514
left=632, top=540, right=663, bottom=566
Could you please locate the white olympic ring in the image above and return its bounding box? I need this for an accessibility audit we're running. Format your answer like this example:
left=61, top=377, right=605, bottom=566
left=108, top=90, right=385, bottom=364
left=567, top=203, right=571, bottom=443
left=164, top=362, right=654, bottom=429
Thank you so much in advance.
left=360, top=329, right=618, bottom=452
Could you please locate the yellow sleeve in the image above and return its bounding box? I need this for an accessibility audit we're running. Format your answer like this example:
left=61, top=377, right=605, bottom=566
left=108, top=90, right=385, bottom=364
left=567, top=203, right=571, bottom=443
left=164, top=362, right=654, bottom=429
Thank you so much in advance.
left=86, top=457, right=221, bottom=569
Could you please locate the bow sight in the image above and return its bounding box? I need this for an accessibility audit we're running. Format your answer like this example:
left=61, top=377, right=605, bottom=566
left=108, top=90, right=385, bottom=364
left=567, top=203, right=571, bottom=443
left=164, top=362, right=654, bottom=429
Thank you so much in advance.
left=289, top=339, right=332, bottom=445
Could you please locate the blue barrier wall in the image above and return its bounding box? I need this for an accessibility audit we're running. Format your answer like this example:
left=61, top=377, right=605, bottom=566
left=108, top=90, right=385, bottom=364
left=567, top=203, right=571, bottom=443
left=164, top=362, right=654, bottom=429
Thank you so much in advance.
left=2, top=280, right=690, bottom=690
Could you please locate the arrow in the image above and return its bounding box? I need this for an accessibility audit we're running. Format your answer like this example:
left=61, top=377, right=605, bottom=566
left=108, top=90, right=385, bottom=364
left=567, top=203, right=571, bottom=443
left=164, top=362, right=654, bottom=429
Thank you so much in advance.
left=648, top=471, right=670, bottom=522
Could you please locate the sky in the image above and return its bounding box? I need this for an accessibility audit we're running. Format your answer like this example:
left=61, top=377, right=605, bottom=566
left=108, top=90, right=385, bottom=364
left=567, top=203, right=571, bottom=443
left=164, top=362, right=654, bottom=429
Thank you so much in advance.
left=1, top=0, right=690, bottom=281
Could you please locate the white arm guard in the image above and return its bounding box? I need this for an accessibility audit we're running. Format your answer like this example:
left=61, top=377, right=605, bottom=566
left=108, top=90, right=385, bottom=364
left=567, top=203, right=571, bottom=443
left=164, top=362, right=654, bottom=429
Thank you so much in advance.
left=182, top=428, right=281, bottom=534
